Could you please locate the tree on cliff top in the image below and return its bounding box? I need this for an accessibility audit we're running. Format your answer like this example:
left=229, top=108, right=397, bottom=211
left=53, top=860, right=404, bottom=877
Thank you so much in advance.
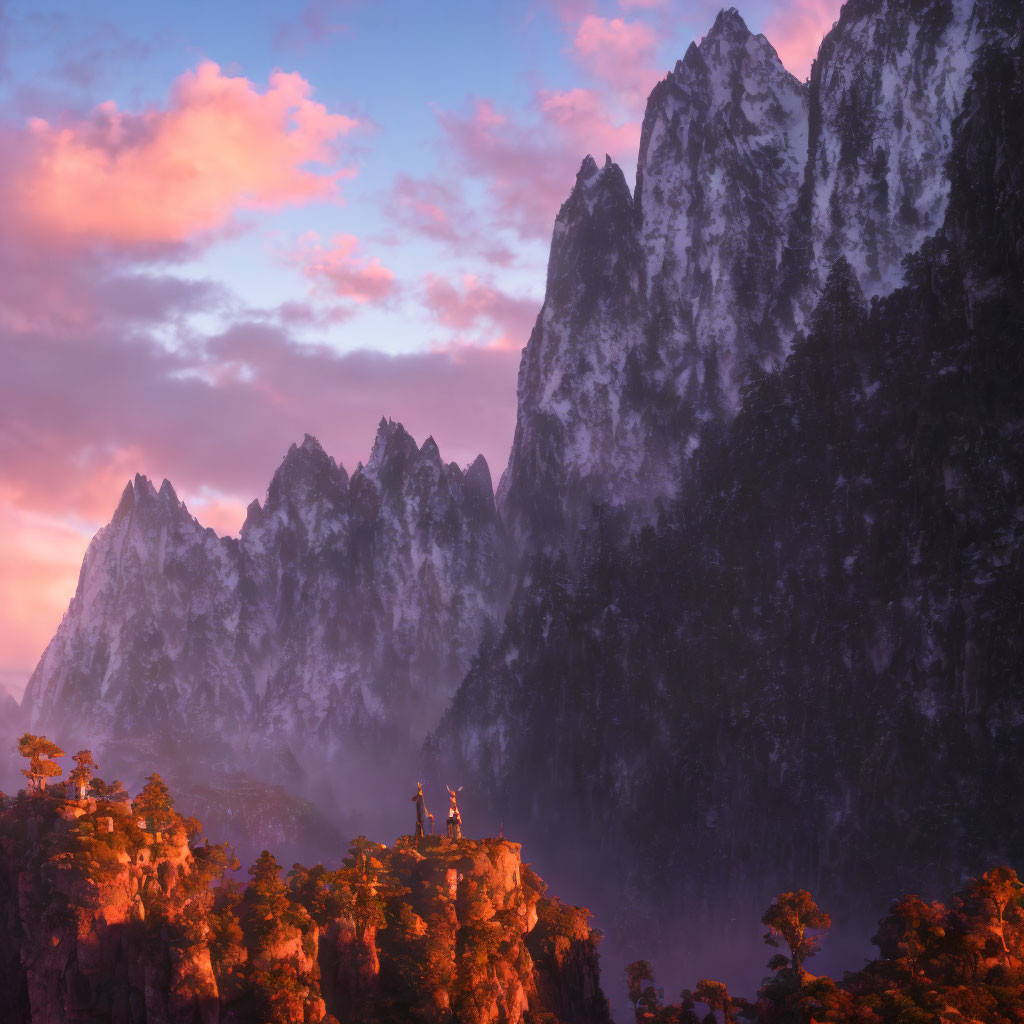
left=626, top=960, right=661, bottom=1019
left=694, top=979, right=736, bottom=1024
left=17, top=734, right=65, bottom=792
left=133, top=773, right=175, bottom=833
left=68, top=750, right=98, bottom=801
left=970, top=866, right=1024, bottom=963
left=872, top=894, right=946, bottom=977
left=762, top=890, right=831, bottom=980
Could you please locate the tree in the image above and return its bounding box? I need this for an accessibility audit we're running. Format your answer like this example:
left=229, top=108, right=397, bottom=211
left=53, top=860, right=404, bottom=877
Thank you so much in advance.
left=244, top=851, right=293, bottom=944
left=68, top=750, right=98, bottom=801
left=133, top=772, right=175, bottom=834
left=626, top=960, right=662, bottom=1020
left=693, top=979, right=734, bottom=1024
left=968, top=866, right=1024, bottom=964
left=872, top=895, right=945, bottom=977
left=18, top=734, right=65, bottom=792
left=762, top=890, right=831, bottom=980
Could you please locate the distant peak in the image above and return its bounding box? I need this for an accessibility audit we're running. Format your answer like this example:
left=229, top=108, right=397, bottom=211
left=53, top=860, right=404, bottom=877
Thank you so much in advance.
left=420, top=435, right=441, bottom=461
left=465, top=454, right=494, bottom=494
left=372, top=416, right=411, bottom=449
left=365, top=417, right=416, bottom=477
left=707, top=6, right=750, bottom=40
left=133, top=473, right=157, bottom=499
left=267, top=433, right=346, bottom=509
left=115, top=480, right=136, bottom=518
left=572, top=154, right=628, bottom=198
left=282, top=433, right=332, bottom=468
left=158, top=479, right=178, bottom=503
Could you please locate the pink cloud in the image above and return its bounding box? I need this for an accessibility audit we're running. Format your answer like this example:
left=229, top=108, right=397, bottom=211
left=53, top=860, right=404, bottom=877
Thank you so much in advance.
left=9, top=61, right=358, bottom=247
left=293, top=232, right=398, bottom=304
left=272, top=0, right=358, bottom=52
left=421, top=274, right=539, bottom=346
left=383, top=174, right=515, bottom=266
left=437, top=91, right=639, bottom=241
left=573, top=15, right=660, bottom=105
left=574, top=14, right=656, bottom=69
left=0, top=300, right=522, bottom=697
left=0, top=499, right=93, bottom=701
left=764, top=0, right=838, bottom=80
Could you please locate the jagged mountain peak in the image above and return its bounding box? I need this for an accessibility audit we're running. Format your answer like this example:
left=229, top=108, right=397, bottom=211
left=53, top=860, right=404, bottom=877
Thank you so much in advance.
left=363, top=416, right=419, bottom=484
left=264, top=434, right=348, bottom=514
left=465, top=454, right=494, bottom=495
left=703, top=6, right=753, bottom=46
left=569, top=152, right=622, bottom=196
left=575, top=152, right=619, bottom=187
left=112, top=472, right=192, bottom=525
left=577, top=153, right=599, bottom=181
left=299, top=433, right=325, bottom=455
left=419, top=435, right=442, bottom=464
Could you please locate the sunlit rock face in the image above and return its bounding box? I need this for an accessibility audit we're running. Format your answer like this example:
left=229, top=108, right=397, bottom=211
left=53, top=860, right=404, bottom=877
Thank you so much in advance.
left=0, top=788, right=610, bottom=1024
left=22, top=423, right=510, bottom=770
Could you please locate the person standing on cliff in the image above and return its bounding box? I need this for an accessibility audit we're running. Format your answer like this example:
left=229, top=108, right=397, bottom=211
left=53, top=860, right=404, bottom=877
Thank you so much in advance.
left=446, top=785, right=463, bottom=839
left=412, top=782, right=433, bottom=842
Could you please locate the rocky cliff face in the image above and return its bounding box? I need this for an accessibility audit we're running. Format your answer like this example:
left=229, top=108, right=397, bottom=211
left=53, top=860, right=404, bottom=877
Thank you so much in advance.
left=435, top=15, right=1024, bottom=948
left=636, top=8, right=808, bottom=409
left=22, top=423, right=509, bottom=786
left=0, top=781, right=610, bottom=1024
left=501, top=0, right=1009, bottom=548
left=775, top=0, right=1006, bottom=332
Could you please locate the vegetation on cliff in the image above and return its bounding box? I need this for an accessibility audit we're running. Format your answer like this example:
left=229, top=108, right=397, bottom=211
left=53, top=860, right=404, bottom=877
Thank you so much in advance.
left=628, top=871, right=1024, bottom=1024
left=0, top=737, right=610, bottom=1024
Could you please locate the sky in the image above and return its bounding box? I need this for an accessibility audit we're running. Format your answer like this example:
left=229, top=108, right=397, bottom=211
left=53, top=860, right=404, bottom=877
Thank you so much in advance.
left=0, top=0, right=843, bottom=700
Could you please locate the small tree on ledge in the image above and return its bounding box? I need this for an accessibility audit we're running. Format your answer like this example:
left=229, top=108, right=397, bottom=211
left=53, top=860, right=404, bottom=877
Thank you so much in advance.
left=762, top=890, right=831, bottom=981
left=18, top=734, right=65, bottom=793
left=133, top=773, right=175, bottom=836
left=69, top=750, right=98, bottom=802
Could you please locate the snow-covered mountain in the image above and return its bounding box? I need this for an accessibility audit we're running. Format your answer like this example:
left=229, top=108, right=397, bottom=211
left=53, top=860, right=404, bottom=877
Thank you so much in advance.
left=501, top=1, right=1005, bottom=550
left=775, top=0, right=1005, bottom=331
left=436, top=7, right=1024, bottom=940
left=22, top=424, right=509, bottom=771
left=18, top=1, right=1023, bottom=933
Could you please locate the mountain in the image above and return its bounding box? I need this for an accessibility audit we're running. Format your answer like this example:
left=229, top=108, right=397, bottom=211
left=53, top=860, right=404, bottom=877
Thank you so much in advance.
left=17, top=0, right=1024, bottom=984
left=501, top=1, right=1008, bottom=550
left=775, top=0, right=1008, bottom=332
left=21, top=423, right=509, bottom=795
left=435, top=0, right=1024, bottom=954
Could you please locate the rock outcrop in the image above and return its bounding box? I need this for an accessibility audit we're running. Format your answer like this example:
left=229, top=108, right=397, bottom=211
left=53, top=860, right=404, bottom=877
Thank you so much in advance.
left=0, top=779, right=610, bottom=1024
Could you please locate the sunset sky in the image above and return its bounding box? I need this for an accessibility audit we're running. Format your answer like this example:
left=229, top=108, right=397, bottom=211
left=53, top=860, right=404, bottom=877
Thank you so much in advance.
left=0, top=0, right=842, bottom=699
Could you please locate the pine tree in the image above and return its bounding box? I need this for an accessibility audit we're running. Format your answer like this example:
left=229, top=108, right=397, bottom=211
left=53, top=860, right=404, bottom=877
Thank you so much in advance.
left=68, top=750, right=98, bottom=801
left=762, top=890, right=831, bottom=980
left=17, top=734, right=65, bottom=793
left=133, top=772, right=175, bottom=834
left=694, top=979, right=735, bottom=1024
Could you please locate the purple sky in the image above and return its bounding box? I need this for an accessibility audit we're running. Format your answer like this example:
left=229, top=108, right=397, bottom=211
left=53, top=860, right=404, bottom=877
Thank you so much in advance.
left=0, top=0, right=842, bottom=698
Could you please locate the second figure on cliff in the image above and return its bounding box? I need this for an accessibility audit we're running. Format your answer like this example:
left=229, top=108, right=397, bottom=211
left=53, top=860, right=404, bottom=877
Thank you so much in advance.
left=446, top=785, right=463, bottom=839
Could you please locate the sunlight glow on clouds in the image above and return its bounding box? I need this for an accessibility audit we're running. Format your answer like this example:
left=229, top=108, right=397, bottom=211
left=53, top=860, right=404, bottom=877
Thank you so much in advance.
left=0, top=0, right=844, bottom=698
left=764, top=0, right=838, bottom=80
left=294, top=232, right=399, bottom=305
left=12, top=61, right=358, bottom=246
